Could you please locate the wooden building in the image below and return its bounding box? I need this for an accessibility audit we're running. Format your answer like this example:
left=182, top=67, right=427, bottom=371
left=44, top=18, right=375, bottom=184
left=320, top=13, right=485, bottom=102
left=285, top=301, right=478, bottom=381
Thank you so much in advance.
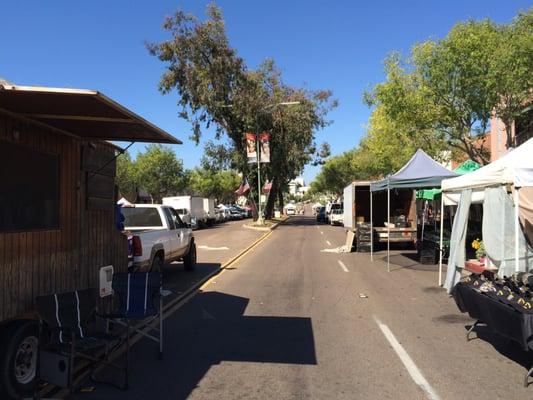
left=0, top=83, right=180, bottom=398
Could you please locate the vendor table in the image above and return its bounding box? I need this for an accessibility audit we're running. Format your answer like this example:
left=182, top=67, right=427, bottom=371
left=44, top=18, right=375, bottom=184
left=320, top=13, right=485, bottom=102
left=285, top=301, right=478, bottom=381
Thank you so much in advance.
left=453, top=282, right=533, bottom=386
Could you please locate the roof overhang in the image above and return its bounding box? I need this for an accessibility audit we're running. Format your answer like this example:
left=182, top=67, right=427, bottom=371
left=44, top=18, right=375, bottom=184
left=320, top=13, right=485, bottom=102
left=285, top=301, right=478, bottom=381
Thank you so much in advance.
left=0, top=83, right=181, bottom=144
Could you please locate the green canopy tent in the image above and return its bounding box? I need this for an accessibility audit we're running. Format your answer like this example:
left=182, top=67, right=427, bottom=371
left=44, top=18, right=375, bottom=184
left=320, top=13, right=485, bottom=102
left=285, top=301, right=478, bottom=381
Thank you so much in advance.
left=415, top=160, right=480, bottom=285
left=416, top=160, right=481, bottom=200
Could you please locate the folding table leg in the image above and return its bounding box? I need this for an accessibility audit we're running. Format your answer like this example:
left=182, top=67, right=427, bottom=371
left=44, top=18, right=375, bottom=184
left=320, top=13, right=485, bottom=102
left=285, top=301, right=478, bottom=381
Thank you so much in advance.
left=466, top=320, right=480, bottom=341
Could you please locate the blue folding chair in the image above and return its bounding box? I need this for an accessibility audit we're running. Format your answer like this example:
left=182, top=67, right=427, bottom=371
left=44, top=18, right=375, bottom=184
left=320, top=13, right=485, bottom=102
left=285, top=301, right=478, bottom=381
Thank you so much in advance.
left=105, top=272, right=169, bottom=367
left=35, top=289, right=126, bottom=394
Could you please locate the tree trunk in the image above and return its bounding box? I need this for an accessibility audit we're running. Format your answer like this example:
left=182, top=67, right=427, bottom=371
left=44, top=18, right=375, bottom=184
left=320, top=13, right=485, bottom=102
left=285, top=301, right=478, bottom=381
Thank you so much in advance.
left=278, top=190, right=284, bottom=214
left=505, top=118, right=514, bottom=150
left=263, top=177, right=278, bottom=220
left=248, top=195, right=259, bottom=221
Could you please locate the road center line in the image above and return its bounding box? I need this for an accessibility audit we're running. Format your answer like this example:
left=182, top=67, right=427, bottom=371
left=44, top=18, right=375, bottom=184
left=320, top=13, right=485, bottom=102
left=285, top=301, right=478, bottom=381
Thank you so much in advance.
left=337, top=260, right=349, bottom=272
left=373, top=316, right=441, bottom=400
left=326, top=240, right=332, bottom=246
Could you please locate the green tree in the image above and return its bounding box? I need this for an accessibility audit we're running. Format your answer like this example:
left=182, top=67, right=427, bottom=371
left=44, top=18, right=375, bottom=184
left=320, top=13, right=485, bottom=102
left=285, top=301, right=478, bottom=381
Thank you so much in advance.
left=491, top=9, right=533, bottom=148
left=366, top=19, right=503, bottom=164
left=135, top=144, right=186, bottom=201
left=187, top=167, right=241, bottom=203
left=115, top=151, right=136, bottom=201
left=149, top=4, right=335, bottom=219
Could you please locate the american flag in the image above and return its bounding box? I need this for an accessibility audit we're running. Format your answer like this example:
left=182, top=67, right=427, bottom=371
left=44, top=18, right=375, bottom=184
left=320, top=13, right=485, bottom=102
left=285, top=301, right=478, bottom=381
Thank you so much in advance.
left=235, top=178, right=250, bottom=196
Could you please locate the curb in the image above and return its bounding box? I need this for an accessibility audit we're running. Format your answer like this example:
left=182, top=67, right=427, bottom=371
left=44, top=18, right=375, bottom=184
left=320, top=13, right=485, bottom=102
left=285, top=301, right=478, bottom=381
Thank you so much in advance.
left=242, top=216, right=289, bottom=232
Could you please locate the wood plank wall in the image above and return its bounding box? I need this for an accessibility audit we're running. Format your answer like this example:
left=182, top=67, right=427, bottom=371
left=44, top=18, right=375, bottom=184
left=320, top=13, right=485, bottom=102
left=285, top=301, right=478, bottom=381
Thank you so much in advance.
left=0, top=113, right=127, bottom=322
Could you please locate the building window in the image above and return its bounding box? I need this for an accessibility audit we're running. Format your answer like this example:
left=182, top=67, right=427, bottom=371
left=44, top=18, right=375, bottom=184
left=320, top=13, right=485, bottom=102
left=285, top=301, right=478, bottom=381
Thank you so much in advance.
left=0, top=141, right=60, bottom=231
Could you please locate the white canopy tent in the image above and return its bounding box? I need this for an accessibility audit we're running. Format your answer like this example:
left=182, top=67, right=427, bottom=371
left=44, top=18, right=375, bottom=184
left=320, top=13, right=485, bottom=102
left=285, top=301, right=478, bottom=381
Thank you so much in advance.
left=440, top=137, right=533, bottom=290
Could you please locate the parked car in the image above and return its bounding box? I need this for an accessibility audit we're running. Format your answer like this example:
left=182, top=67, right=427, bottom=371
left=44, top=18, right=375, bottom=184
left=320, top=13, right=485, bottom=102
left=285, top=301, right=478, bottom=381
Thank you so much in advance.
left=242, top=205, right=253, bottom=218
left=329, top=209, right=344, bottom=226
left=316, top=206, right=326, bottom=222
left=285, top=204, right=297, bottom=215
left=217, top=205, right=232, bottom=221
left=229, top=206, right=244, bottom=220
left=326, top=203, right=342, bottom=223
left=172, top=208, right=198, bottom=230
left=215, top=208, right=225, bottom=223
left=232, top=205, right=249, bottom=218
left=122, top=204, right=197, bottom=272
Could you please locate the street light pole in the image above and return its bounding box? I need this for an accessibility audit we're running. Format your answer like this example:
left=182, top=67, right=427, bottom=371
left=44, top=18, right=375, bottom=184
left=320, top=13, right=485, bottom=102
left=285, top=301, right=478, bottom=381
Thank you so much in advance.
left=256, top=127, right=263, bottom=225
left=254, top=101, right=301, bottom=225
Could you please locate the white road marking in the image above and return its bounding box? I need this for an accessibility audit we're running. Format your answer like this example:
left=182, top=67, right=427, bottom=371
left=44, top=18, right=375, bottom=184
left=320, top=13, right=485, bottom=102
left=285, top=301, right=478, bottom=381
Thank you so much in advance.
left=320, top=231, right=324, bottom=235
left=337, top=260, right=349, bottom=272
left=373, top=316, right=441, bottom=400
left=198, top=245, right=229, bottom=251
left=326, top=240, right=332, bottom=246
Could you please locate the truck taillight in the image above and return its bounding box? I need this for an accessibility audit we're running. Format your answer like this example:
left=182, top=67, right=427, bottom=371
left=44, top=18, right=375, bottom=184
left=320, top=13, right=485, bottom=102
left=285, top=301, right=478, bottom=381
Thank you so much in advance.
left=132, top=235, right=142, bottom=257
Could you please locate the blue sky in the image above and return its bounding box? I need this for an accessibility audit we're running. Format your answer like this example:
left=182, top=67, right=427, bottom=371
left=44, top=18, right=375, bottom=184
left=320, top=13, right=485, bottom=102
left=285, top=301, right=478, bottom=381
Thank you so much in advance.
left=1, top=0, right=529, bottom=183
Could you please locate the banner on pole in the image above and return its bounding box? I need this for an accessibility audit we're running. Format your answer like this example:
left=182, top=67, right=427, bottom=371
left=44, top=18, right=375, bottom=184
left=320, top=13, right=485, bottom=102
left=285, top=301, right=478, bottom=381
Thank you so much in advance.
left=246, top=133, right=257, bottom=163
left=259, top=132, right=270, bottom=163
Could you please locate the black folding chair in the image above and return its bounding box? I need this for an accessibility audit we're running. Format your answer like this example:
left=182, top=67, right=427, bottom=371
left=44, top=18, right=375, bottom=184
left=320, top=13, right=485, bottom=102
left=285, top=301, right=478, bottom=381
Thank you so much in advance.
left=34, top=288, right=126, bottom=395
left=105, top=272, right=168, bottom=361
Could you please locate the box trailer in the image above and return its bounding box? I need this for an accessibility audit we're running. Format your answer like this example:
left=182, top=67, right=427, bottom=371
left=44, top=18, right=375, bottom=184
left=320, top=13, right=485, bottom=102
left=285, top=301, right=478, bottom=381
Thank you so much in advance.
left=203, top=198, right=216, bottom=226
left=0, top=83, right=180, bottom=399
left=343, top=181, right=417, bottom=251
left=162, top=196, right=207, bottom=227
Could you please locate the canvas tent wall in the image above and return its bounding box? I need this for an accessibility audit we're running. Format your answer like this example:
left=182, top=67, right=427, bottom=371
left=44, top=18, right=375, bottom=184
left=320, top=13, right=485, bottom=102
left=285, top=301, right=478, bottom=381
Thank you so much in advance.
left=441, top=137, right=533, bottom=292
left=369, top=149, right=457, bottom=271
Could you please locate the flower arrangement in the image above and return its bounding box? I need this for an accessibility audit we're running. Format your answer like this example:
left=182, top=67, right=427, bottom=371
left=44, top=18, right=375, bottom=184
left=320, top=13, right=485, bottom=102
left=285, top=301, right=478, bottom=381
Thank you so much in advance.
left=471, top=238, right=486, bottom=261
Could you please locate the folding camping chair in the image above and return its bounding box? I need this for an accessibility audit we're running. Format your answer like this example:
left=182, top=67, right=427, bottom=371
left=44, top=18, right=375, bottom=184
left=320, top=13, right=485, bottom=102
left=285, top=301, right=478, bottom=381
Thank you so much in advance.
left=104, top=272, right=168, bottom=362
left=34, top=288, right=126, bottom=395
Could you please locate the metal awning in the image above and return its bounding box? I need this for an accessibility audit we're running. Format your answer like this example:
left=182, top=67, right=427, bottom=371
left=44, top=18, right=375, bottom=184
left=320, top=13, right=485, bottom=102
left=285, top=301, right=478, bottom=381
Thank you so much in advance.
left=0, top=83, right=181, bottom=144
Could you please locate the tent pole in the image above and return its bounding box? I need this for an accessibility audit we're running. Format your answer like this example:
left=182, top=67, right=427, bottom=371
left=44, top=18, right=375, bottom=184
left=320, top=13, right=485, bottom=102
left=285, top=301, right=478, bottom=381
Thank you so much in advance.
left=421, top=200, right=427, bottom=242
left=370, top=188, right=373, bottom=262
left=438, top=196, right=444, bottom=286
left=387, top=182, right=390, bottom=273
left=515, top=188, right=520, bottom=272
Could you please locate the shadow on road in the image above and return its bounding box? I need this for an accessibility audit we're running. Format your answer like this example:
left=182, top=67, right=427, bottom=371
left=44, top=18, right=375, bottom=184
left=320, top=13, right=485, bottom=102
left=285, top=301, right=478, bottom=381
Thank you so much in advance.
left=376, top=252, right=439, bottom=272
left=464, top=324, right=532, bottom=372
left=162, top=262, right=221, bottom=304
left=76, top=291, right=317, bottom=400
left=282, top=215, right=322, bottom=227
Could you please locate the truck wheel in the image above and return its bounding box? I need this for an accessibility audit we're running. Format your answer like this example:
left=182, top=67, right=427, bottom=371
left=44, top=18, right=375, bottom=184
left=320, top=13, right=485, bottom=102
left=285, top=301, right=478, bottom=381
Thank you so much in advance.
left=184, top=242, right=197, bottom=271
left=150, top=255, right=164, bottom=273
left=0, top=321, right=38, bottom=399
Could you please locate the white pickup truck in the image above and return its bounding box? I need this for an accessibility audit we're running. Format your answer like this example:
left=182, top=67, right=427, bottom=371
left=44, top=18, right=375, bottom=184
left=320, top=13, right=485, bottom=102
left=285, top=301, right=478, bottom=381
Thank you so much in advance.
left=122, top=204, right=197, bottom=271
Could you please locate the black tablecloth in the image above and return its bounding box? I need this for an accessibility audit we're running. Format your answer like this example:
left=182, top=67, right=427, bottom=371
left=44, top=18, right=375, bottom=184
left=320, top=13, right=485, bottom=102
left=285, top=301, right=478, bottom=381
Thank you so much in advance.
left=453, top=283, right=533, bottom=351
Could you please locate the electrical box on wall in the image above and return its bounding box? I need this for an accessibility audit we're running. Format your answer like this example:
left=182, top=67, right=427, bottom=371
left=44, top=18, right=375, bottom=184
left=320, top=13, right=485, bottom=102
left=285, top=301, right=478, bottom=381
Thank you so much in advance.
left=99, top=265, right=114, bottom=297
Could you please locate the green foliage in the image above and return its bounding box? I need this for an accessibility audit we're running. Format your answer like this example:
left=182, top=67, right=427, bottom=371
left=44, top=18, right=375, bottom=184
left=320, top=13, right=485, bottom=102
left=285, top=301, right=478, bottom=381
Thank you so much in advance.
left=491, top=9, right=533, bottom=147
left=365, top=10, right=533, bottom=164
left=187, top=168, right=241, bottom=203
left=148, top=4, right=336, bottom=218
left=115, top=152, right=136, bottom=201
left=311, top=9, right=533, bottom=196
left=309, top=149, right=362, bottom=196
left=131, top=144, right=186, bottom=202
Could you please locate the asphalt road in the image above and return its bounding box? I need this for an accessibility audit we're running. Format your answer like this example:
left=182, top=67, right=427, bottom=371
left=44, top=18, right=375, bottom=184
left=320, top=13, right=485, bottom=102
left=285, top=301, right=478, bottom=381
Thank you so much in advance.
left=160, top=219, right=264, bottom=302
left=76, top=215, right=533, bottom=400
